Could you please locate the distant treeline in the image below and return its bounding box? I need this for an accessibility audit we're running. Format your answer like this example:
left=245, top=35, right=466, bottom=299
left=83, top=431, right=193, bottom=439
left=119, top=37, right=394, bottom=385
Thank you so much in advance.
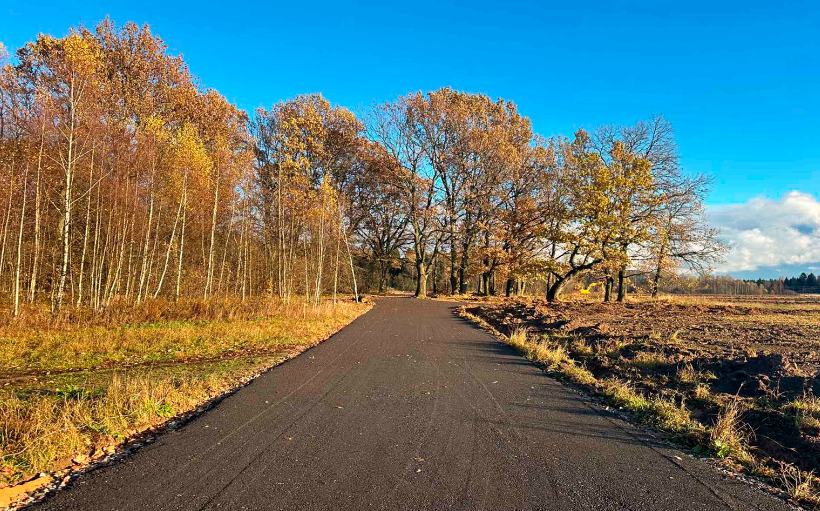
left=652, top=273, right=820, bottom=296
left=767, top=273, right=819, bottom=294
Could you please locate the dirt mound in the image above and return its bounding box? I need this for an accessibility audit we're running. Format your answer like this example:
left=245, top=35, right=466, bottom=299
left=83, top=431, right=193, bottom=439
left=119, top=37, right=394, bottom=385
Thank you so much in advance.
left=744, top=407, right=820, bottom=474
left=565, top=321, right=612, bottom=340
left=712, top=353, right=810, bottom=397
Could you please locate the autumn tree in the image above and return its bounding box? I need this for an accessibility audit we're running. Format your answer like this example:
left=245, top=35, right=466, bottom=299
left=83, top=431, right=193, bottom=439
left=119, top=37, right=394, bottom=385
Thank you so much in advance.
left=253, top=94, right=364, bottom=302
left=542, top=130, right=626, bottom=301
left=491, top=139, right=557, bottom=296
left=0, top=20, right=270, bottom=320
left=649, top=173, right=727, bottom=296
left=367, top=94, right=441, bottom=297
left=15, top=31, right=103, bottom=314
left=350, top=141, right=410, bottom=292
left=0, top=22, right=727, bottom=315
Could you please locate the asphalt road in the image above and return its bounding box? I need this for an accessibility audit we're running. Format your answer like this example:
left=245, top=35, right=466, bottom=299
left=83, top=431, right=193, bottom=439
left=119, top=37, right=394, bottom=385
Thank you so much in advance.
left=32, top=297, right=791, bottom=510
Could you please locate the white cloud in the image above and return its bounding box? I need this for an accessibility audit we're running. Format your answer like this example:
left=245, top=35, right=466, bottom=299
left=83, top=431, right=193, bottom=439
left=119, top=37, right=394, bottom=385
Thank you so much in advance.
left=708, top=191, right=820, bottom=273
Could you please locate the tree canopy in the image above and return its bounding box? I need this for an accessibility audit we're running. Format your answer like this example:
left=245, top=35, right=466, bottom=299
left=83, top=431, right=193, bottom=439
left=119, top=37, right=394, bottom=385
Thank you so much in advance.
left=0, top=20, right=728, bottom=319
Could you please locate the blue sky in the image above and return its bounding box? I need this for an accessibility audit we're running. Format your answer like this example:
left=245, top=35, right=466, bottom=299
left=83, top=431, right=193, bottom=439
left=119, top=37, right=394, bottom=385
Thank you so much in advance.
left=2, top=0, right=819, bottom=277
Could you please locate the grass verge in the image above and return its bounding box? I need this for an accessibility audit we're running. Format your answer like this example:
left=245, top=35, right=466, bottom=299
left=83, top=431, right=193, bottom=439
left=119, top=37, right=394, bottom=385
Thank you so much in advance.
left=0, top=297, right=370, bottom=500
left=459, top=306, right=811, bottom=507
left=462, top=312, right=709, bottom=446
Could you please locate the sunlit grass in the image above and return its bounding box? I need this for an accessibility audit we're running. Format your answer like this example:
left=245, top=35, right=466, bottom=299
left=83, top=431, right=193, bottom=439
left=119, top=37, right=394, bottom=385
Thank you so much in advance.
left=471, top=314, right=704, bottom=444
left=629, top=351, right=671, bottom=369
left=708, top=399, right=751, bottom=461
left=676, top=362, right=716, bottom=385
left=0, top=300, right=366, bottom=372
left=459, top=306, right=751, bottom=472
left=459, top=297, right=820, bottom=504
left=0, top=360, right=265, bottom=479
left=0, top=298, right=370, bottom=484
left=786, top=395, right=820, bottom=433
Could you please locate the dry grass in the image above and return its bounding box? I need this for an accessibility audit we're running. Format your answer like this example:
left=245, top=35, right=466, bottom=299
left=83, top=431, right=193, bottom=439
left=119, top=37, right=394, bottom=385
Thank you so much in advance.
left=709, top=399, right=750, bottom=460
left=676, top=362, right=716, bottom=385
left=530, top=342, right=569, bottom=368
left=561, top=362, right=597, bottom=386
left=598, top=377, right=699, bottom=438
left=0, top=298, right=365, bottom=372
left=569, top=337, right=593, bottom=356
left=693, top=383, right=711, bottom=400
left=629, top=351, right=670, bottom=369
left=779, top=462, right=817, bottom=502
left=1, top=296, right=299, bottom=329
left=602, top=339, right=629, bottom=358
left=508, top=327, right=529, bottom=351
left=0, top=297, right=369, bottom=484
left=460, top=296, right=820, bottom=505
left=484, top=319, right=702, bottom=442
left=1, top=366, right=249, bottom=478
left=508, top=328, right=575, bottom=370
left=786, top=395, right=820, bottom=433
left=460, top=306, right=745, bottom=461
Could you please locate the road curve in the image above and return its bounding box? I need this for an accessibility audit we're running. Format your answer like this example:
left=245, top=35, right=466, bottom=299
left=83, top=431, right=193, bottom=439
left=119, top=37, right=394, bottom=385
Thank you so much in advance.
left=31, top=297, right=791, bottom=510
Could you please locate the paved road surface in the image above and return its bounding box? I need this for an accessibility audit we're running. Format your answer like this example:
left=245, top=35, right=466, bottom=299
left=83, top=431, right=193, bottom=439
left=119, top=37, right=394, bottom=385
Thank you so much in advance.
left=32, top=298, right=791, bottom=510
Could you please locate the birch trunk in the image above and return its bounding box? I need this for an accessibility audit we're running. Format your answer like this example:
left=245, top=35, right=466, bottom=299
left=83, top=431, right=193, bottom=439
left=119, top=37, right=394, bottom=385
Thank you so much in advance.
left=28, top=125, right=43, bottom=302
left=154, top=195, right=183, bottom=298
left=175, top=175, right=188, bottom=301
left=54, top=71, right=81, bottom=317
left=217, top=199, right=236, bottom=296
left=136, top=163, right=156, bottom=303
left=340, top=209, right=358, bottom=302
left=13, top=163, right=29, bottom=317
left=314, top=207, right=324, bottom=307
left=76, top=149, right=94, bottom=305
left=0, top=158, right=15, bottom=290
left=204, top=171, right=220, bottom=299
